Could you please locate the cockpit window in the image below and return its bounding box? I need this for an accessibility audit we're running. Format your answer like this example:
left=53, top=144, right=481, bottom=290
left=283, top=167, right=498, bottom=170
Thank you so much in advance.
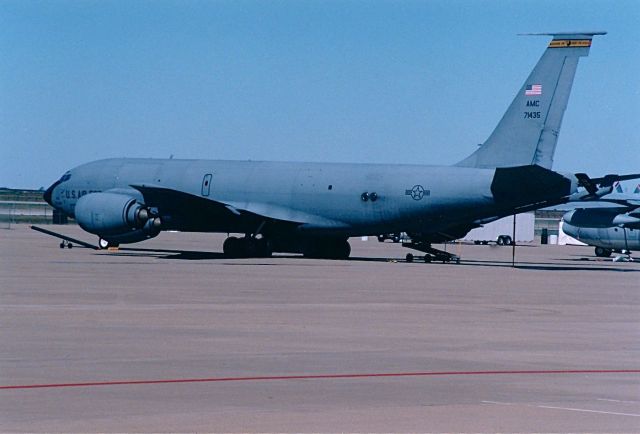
left=60, top=172, right=71, bottom=182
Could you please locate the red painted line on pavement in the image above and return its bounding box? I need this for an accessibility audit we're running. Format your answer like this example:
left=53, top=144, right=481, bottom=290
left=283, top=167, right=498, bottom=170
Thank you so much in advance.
left=2, top=369, right=638, bottom=391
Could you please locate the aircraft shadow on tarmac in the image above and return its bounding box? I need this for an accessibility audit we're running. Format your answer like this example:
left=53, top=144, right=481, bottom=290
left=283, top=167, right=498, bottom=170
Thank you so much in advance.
left=458, top=258, right=638, bottom=272
left=106, top=247, right=386, bottom=263
left=95, top=246, right=639, bottom=272
left=105, top=247, right=227, bottom=260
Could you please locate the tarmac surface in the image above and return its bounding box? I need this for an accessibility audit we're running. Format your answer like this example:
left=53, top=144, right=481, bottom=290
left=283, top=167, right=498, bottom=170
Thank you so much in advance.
left=1, top=224, right=639, bottom=432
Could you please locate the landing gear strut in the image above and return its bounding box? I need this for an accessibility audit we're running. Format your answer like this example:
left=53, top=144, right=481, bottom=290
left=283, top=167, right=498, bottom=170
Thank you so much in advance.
left=403, top=241, right=460, bottom=264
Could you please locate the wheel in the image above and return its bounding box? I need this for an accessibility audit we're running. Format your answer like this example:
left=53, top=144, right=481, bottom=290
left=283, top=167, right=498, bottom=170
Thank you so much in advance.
left=496, top=236, right=505, bottom=246
left=474, top=240, right=481, bottom=245
left=378, top=235, right=385, bottom=242
left=59, top=242, right=65, bottom=249
left=334, top=239, right=351, bottom=259
left=406, top=253, right=414, bottom=263
left=303, top=238, right=350, bottom=259
left=503, top=236, right=513, bottom=246
left=67, top=243, right=73, bottom=249
left=223, top=237, right=241, bottom=257
left=424, top=255, right=432, bottom=263
left=595, top=246, right=612, bottom=258
left=392, top=235, right=400, bottom=243
left=256, top=239, right=273, bottom=258
left=240, top=238, right=257, bottom=257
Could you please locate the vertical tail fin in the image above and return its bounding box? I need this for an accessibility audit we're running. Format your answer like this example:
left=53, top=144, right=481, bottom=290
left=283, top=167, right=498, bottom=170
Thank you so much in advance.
left=456, top=32, right=606, bottom=169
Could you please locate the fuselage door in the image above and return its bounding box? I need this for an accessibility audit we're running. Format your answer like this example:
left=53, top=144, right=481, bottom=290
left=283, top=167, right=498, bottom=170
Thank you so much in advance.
left=201, top=174, right=213, bottom=196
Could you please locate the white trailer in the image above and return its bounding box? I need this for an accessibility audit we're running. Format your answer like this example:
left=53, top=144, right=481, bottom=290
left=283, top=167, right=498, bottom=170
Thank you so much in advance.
left=460, top=212, right=535, bottom=245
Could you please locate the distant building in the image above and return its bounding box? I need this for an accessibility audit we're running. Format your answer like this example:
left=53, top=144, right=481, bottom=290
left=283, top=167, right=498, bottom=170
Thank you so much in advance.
left=0, top=188, right=66, bottom=225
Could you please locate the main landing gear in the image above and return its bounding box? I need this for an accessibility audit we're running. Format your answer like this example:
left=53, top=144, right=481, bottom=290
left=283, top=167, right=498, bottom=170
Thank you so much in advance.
left=594, top=246, right=612, bottom=258
left=222, top=235, right=351, bottom=260
left=403, top=241, right=460, bottom=264
left=223, top=236, right=272, bottom=258
left=302, top=237, right=351, bottom=260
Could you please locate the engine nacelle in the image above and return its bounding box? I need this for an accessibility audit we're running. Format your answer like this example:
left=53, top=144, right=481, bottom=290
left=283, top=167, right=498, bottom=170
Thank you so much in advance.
left=75, top=192, right=161, bottom=238
left=99, top=225, right=160, bottom=245
left=563, top=208, right=636, bottom=229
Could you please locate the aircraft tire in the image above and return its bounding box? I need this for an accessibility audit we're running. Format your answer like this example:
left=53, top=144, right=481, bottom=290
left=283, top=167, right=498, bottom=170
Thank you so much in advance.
left=406, top=253, right=414, bottom=263
left=303, top=238, right=350, bottom=260
left=335, top=239, right=351, bottom=259
left=59, top=242, right=65, bottom=249
left=98, top=238, right=118, bottom=249
left=253, top=238, right=273, bottom=258
left=595, top=246, right=612, bottom=258
left=223, top=236, right=241, bottom=257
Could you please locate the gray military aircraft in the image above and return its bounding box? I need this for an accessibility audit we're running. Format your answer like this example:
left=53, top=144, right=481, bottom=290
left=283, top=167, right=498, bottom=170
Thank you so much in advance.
left=563, top=184, right=640, bottom=258
left=43, top=31, right=631, bottom=261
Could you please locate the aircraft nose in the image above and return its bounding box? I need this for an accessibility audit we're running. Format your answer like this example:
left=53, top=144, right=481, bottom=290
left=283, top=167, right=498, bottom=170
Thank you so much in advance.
left=562, top=210, right=576, bottom=225
left=562, top=221, right=578, bottom=238
left=43, top=182, right=57, bottom=206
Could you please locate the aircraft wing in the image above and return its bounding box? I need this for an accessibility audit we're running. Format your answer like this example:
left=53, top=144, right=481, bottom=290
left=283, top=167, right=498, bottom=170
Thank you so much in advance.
left=594, top=198, right=640, bottom=208
left=129, top=184, right=344, bottom=228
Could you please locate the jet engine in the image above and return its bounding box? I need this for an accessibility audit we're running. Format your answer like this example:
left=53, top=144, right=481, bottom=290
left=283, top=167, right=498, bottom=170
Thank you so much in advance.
left=564, top=208, right=640, bottom=229
left=74, top=192, right=161, bottom=244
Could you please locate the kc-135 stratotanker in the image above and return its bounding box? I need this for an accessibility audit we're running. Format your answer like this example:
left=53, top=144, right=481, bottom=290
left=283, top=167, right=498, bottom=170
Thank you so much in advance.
left=42, top=32, right=638, bottom=261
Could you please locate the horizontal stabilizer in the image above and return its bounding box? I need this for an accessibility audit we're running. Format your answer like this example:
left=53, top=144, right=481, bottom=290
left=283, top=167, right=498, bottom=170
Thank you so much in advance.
left=519, top=31, right=607, bottom=37
left=574, top=173, right=640, bottom=198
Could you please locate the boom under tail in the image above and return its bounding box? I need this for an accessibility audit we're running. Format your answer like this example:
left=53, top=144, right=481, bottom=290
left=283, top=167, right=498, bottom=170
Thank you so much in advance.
left=456, top=31, right=606, bottom=170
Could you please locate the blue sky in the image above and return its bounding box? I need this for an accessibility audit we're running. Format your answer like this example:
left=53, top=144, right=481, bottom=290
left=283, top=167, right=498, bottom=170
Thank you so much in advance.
left=1, top=0, right=638, bottom=190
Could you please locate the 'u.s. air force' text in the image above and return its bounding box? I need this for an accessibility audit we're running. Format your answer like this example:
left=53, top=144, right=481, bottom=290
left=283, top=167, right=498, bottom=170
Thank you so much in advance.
left=61, top=189, right=102, bottom=199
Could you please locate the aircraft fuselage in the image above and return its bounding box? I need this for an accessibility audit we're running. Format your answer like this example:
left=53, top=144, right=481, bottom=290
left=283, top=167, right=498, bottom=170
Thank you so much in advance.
left=48, top=158, right=502, bottom=237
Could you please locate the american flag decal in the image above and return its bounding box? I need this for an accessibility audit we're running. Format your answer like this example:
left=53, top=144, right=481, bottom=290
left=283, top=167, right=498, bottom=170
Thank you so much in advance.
left=525, top=84, right=542, bottom=96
